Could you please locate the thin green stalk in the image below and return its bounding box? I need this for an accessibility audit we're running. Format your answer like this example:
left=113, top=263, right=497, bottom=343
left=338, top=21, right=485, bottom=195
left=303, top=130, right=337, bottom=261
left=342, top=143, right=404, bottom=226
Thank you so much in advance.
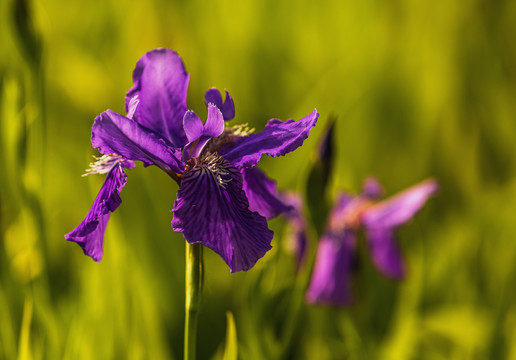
left=279, top=225, right=321, bottom=359
left=184, top=243, right=203, bottom=360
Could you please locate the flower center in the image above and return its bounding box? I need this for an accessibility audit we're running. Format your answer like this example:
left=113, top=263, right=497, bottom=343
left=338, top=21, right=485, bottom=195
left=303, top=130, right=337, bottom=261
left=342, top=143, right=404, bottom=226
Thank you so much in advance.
left=184, top=153, right=234, bottom=189
left=330, top=198, right=375, bottom=231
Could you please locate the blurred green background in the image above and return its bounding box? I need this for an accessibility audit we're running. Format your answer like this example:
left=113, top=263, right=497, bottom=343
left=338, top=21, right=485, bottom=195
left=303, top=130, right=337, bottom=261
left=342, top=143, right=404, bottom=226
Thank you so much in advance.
left=1, top=0, right=516, bottom=358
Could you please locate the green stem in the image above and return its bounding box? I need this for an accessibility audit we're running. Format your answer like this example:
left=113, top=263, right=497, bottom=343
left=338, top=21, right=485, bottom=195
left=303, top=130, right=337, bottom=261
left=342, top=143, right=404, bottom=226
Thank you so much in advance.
left=280, top=225, right=321, bottom=359
left=184, top=243, right=203, bottom=360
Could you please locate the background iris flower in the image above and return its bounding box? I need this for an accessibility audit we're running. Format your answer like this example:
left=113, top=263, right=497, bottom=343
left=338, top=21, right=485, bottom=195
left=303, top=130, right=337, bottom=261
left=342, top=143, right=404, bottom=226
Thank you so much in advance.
left=306, top=177, right=438, bottom=305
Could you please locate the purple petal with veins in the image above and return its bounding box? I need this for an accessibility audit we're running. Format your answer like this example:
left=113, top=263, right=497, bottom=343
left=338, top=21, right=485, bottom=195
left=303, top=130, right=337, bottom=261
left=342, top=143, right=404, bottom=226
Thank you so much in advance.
left=223, top=109, right=319, bottom=168
left=65, top=162, right=128, bottom=262
left=183, top=105, right=224, bottom=159
left=125, top=48, right=190, bottom=147
left=172, top=155, right=273, bottom=272
left=183, top=111, right=204, bottom=143
left=205, top=88, right=235, bottom=121
left=92, top=109, right=184, bottom=174
left=241, top=167, right=292, bottom=219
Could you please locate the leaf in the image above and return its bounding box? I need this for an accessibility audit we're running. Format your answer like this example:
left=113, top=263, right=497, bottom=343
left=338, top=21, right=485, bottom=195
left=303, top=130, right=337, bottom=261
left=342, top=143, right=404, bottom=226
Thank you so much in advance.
left=13, top=0, right=42, bottom=66
left=17, top=297, right=33, bottom=360
left=222, top=311, right=238, bottom=360
left=305, top=115, right=336, bottom=235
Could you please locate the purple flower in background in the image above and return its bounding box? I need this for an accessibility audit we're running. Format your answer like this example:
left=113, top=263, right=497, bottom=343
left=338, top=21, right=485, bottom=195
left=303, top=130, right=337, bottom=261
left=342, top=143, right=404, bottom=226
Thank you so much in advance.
left=65, top=48, right=319, bottom=272
left=306, top=177, right=438, bottom=305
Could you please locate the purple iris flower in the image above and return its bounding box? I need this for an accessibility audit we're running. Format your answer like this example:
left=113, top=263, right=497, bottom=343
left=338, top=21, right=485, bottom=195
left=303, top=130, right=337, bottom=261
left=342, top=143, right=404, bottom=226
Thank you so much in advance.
left=65, top=48, right=319, bottom=272
left=306, top=177, right=438, bottom=305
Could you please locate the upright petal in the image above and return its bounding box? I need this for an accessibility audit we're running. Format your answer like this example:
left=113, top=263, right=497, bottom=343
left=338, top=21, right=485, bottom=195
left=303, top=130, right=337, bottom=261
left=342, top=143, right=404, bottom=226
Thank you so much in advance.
left=172, top=155, right=273, bottom=272
left=241, top=167, right=292, bottom=219
left=92, top=110, right=184, bottom=174
left=223, top=109, right=319, bottom=168
left=183, top=104, right=224, bottom=145
left=125, top=48, right=190, bottom=147
left=183, top=105, right=225, bottom=159
left=361, top=177, right=384, bottom=199
left=361, top=179, right=438, bottom=228
left=364, top=227, right=405, bottom=279
left=65, top=163, right=127, bottom=262
left=183, top=111, right=204, bottom=143
left=306, top=230, right=357, bottom=305
left=203, top=104, right=225, bottom=138
left=205, top=88, right=235, bottom=121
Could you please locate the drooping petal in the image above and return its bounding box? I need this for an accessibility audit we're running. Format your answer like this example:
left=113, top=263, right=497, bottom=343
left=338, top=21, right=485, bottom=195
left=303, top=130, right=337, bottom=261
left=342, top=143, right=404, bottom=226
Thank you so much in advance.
left=92, top=110, right=184, bottom=174
left=306, top=229, right=357, bottom=305
left=223, top=109, right=319, bottom=168
left=205, top=88, right=235, bottom=121
left=241, top=167, right=292, bottom=219
left=125, top=48, right=190, bottom=147
left=172, top=155, right=273, bottom=272
left=361, top=179, right=438, bottom=228
left=65, top=163, right=128, bottom=262
left=364, top=227, right=405, bottom=279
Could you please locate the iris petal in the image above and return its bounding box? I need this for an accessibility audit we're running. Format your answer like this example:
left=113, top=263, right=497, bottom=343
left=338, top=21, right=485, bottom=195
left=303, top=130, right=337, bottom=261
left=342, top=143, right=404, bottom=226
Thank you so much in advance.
left=172, top=156, right=273, bottom=272
left=204, top=104, right=225, bottom=138
left=241, top=167, right=292, bottom=219
left=361, top=179, right=437, bottom=279
left=183, top=111, right=204, bottom=143
left=183, top=105, right=225, bottom=160
left=362, top=179, right=438, bottom=228
left=361, top=177, right=384, bottom=199
left=125, top=48, right=190, bottom=147
left=364, top=227, right=405, bottom=279
left=65, top=163, right=127, bottom=262
left=223, top=109, right=319, bottom=168
left=92, top=110, right=184, bottom=174
left=333, top=192, right=355, bottom=216
left=205, top=88, right=235, bottom=121
left=306, top=229, right=356, bottom=305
